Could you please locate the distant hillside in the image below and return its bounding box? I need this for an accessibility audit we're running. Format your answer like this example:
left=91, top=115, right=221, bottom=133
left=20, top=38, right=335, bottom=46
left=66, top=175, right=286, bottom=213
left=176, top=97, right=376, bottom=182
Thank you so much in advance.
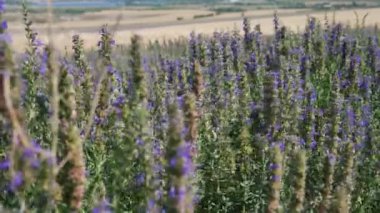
left=8, top=0, right=380, bottom=7
left=7, top=0, right=223, bottom=5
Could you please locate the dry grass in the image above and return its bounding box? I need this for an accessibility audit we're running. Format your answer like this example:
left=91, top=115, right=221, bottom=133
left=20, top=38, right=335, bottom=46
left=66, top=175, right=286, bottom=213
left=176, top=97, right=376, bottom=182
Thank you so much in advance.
left=6, top=7, right=379, bottom=52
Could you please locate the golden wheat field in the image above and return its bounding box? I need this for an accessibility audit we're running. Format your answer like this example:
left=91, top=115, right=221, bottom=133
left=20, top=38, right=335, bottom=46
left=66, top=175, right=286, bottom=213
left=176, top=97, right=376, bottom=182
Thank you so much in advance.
left=7, top=7, right=380, bottom=52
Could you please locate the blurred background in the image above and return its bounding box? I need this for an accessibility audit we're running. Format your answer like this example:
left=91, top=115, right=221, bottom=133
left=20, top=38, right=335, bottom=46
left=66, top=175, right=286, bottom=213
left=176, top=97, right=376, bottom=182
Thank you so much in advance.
left=5, top=0, right=380, bottom=51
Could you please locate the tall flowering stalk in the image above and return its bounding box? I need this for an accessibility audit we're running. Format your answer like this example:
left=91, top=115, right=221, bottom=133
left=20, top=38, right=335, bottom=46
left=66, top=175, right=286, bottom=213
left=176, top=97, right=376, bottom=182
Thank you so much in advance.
left=243, top=17, right=253, bottom=54
left=111, top=34, right=153, bottom=210
left=21, top=2, right=49, bottom=142
left=263, top=70, right=280, bottom=134
left=183, top=93, right=198, bottom=160
left=192, top=61, right=203, bottom=102
left=0, top=2, right=60, bottom=211
left=330, top=186, right=349, bottom=213
left=86, top=25, right=115, bottom=210
left=72, top=34, right=93, bottom=124
left=56, top=65, right=86, bottom=210
left=288, top=148, right=307, bottom=212
left=165, top=101, right=193, bottom=213
left=319, top=73, right=341, bottom=212
left=267, top=144, right=283, bottom=213
left=197, top=34, right=207, bottom=67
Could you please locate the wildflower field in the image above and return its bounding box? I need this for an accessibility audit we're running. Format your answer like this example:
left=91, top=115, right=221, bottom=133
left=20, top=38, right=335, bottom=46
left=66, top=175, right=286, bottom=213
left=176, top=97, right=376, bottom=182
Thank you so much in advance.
left=0, top=1, right=379, bottom=212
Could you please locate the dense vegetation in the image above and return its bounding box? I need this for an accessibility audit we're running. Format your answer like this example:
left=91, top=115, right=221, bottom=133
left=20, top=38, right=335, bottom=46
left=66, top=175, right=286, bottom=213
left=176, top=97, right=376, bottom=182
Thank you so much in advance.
left=0, top=1, right=379, bottom=212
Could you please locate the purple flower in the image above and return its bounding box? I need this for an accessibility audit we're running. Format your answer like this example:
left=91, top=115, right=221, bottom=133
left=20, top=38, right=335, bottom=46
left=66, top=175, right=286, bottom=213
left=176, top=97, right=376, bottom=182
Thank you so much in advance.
left=269, top=163, right=280, bottom=170
left=169, top=157, right=177, bottom=168
left=153, top=164, right=162, bottom=174
left=181, top=127, right=189, bottom=139
left=311, top=88, right=317, bottom=103
left=354, top=143, right=364, bottom=152
left=0, top=33, right=11, bottom=43
left=152, top=139, right=161, bottom=157
left=136, top=137, right=144, bottom=147
left=30, top=159, right=41, bottom=169
left=230, top=36, right=240, bottom=60
left=245, top=53, right=257, bottom=74
left=181, top=157, right=192, bottom=175
left=107, top=64, right=115, bottom=74
left=359, top=75, right=371, bottom=92
left=299, top=138, right=306, bottom=147
left=300, top=55, right=309, bottom=76
left=147, top=100, right=154, bottom=111
left=270, top=142, right=285, bottom=152
left=33, top=39, right=44, bottom=47
left=169, top=186, right=176, bottom=198
left=23, top=148, right=36, bottom=159
left=0, top=158, right=10, bottom=170
left=310, top=140, right=317, bottom=150
left=1, top=20, right=7, bottom=30
left=112, top=95, right=125, bottom=108
left=327, top=151, right=336, bottom=166
left=289, top=47, right=303, bottom=55
left=177, top=95, right=185, bottom=109
left=135, top=173, right=145, bottom=186
left=92, top=198, right=112, bottom=213
left=271, top=175, right=281, bottom=182
left=109, top=39, right=116, bottom=46
left=274, top=123, right=281, bottom=132
left=10, top=172, right=23, bottom=192
left=40, top=51, right=48, bottom=75
left=346, top=105, right=355, bottom=129
left=147, top=199, right=155, bottom=211
left=0, top=0, right=5, bottom=13
left=177, top=186, right=187, bottom=203
left=94, top=115, right=101, bottom=125
left=45, top=152, right=56, bottom=166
